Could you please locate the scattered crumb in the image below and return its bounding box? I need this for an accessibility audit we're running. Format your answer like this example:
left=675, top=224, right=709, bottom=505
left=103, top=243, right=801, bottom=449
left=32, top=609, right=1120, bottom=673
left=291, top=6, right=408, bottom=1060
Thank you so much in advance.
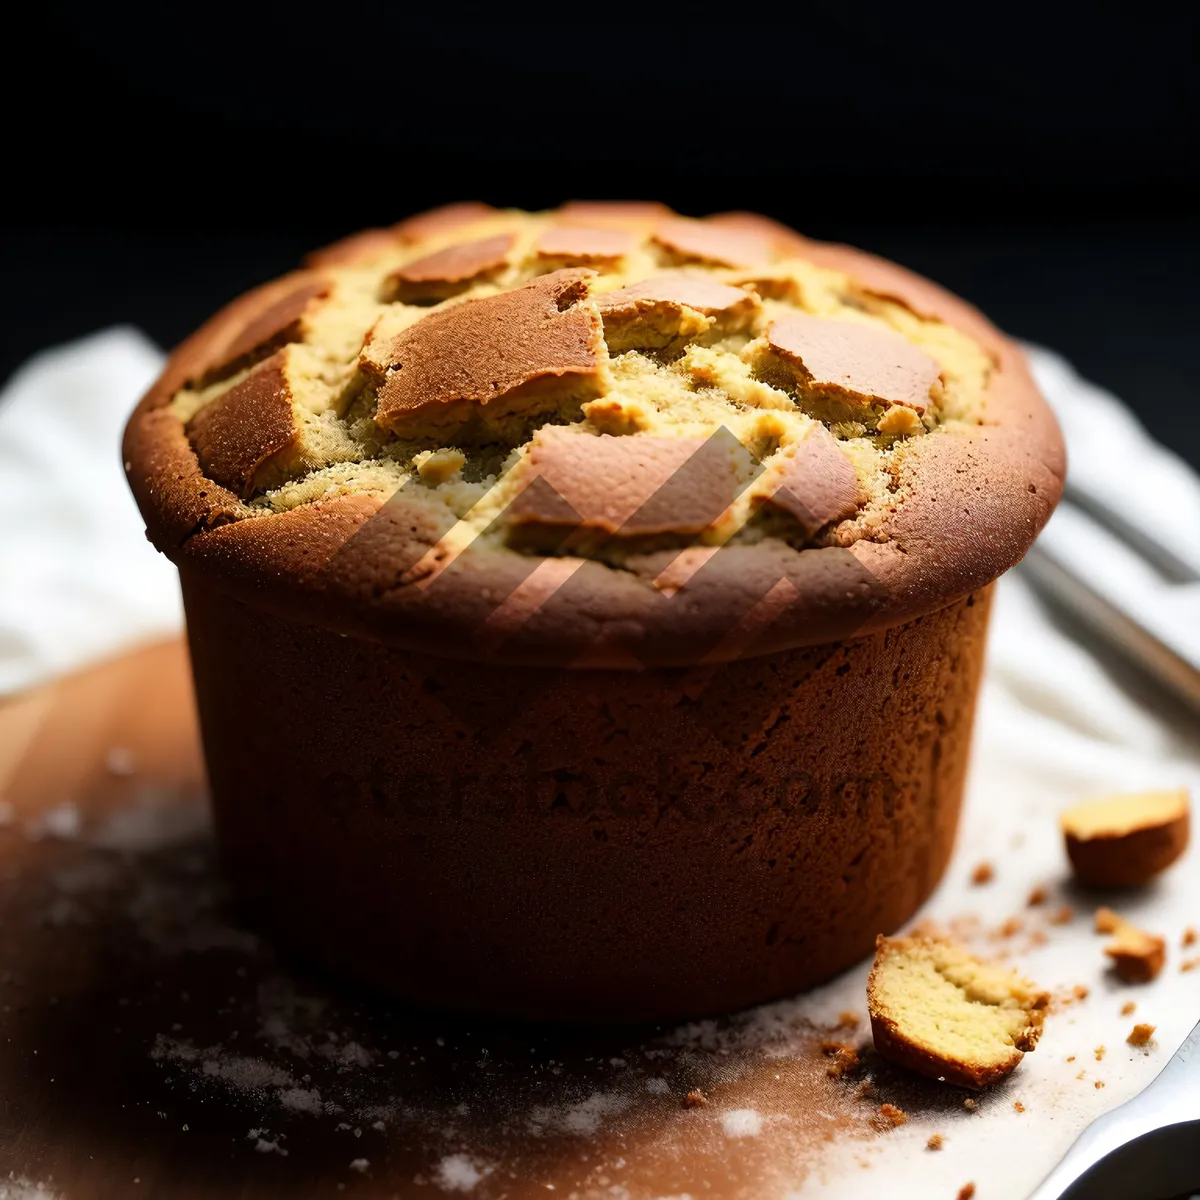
left=971, top=862, right=994, bottom=886
left=855, top=1080, right=875, bottom=1101
left=1094, top=1080, right=1105, bottom=1089
left=1072, top=984, right=1089, bottom=1001
left=875, top=1103, right=907, bottom=1129
left=683, top=1088, right=707, bottom=1109
left=820, top=1040, right=860, bottom=1079
left=1182, top=957, right=1200, bottom=973
left=926, top=1133, right=944, bottom=1151
left=836, top=1011, right=861, bottom=1030
left=1183, top=926, right=1198, bottom=948
left=1105, top=920, right=1166, bottom=983
left=1095, top=907, right=1121, bottom=934
left=1049, top=906, right=1075, bottom=926
left=1028, top=929, right=1049, bottom=948
left=1094, top=1046, right=1106, bottom=1061
left=1027, top=885, right=1048, bottom=907
left=1066, top=1056, right=1075, bottom=1063
left=994, top=916, right=1024, bottom=939
left=1120, top=1002, right=1136, bottom=1016
left=348, top=1159, right=369, bottom=1174
left=961, top=1098, right=978, bottom=1112
left=958, top=1185, right=976, bottom=1200
left=1013, top=1100, right=1025, bottom=1113
left=1126, top=1023, right=1156, bottom=1047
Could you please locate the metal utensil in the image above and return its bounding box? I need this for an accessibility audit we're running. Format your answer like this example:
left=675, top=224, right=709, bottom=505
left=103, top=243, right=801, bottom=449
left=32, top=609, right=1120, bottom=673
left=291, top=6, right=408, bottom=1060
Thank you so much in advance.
left=1020, top=490, right=1200, bottom=717
left=1026, top=1019, right=1200, bottom=1199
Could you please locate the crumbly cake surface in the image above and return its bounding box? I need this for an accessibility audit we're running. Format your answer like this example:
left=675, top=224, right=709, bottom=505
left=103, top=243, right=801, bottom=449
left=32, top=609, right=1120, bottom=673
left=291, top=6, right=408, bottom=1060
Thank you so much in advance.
left=124, top=203, right=1065, bottom=665
left=868, top=935, right=1048, bottom=1089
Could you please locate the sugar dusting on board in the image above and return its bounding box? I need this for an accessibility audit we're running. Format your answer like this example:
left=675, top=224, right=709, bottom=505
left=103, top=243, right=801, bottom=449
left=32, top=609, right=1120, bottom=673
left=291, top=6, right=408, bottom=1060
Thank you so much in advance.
left=1, top=786, right=906, bottom=1198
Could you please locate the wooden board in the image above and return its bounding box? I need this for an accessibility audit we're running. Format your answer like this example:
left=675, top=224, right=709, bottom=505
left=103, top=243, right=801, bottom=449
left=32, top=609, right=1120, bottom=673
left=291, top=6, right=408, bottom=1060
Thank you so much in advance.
left=0, top=641, right=987, bottom=1199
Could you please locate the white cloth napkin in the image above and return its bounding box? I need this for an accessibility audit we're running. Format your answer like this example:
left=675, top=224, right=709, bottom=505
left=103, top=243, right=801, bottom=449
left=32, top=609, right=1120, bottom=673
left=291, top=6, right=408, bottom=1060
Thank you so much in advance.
left=0, top=328, right=173, bottom=695
left=1, top=329, right=1198, bottom=1197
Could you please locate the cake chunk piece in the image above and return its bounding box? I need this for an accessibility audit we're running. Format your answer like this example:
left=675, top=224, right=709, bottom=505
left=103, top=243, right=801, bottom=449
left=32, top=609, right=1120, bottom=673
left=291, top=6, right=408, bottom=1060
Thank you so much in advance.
left=384, top=233, right=515, bottom=303
left=1061, top=789, right=1190, bottom=887
left=186, top=346, right=352, bottom=498
left=1103, top=919, right=1166, bottom=983
left=194, top=278, right=330, bottom=386
left=867, top=935, right=1049, bottom=1089
left=762, top=313, right=943, bottom=432
left=363, top=270, right=604, bottom=441
left=596, top=275, right=760, bottom=352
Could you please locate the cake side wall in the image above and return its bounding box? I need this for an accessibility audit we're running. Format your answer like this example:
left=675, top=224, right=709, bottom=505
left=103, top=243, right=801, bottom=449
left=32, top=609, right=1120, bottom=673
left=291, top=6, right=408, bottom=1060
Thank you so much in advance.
left=181, top=571, right=992, bottom=1021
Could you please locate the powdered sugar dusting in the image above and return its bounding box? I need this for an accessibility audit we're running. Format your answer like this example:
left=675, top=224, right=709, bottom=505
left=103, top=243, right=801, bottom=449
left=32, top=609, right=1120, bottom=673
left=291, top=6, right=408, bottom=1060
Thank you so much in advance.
left=25, top=803, right=81, bottom=841
left=0, top=1176, right=60, bottom=1200
left=434, top=1153, right=491, bottom=1192
left=721, top=1109, right=764, bottom=1139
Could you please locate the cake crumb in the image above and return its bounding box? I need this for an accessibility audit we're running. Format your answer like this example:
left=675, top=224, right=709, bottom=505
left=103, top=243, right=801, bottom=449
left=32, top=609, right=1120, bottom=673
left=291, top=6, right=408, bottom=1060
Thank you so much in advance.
left=875, top=1103, right=907, bottom=1129
left=1027, top=885, right=1048, bottom=907
left=1066, top=1056, right=1075, bottom=1063
left=1182, top=957, right=1200, bottom=973
left=1094, top=1046, right=1105, bottom=1061
left=1120, top=1001, right=1136, bottom=1016
left=1095, top=907, right=1121, bottom=934
left=1013, top=1100, right=1025, bottom=1113
left=1104, top=919, right=1166, bottom=982
left=348, top=1158, right=369, bottom=1174
left=836, top=1010, right=861, bottom=1030
left=1062, top=789, right=1189, bottom=886
left=821, top=1040, right=860, bottom=1078
left=1049, top=906, right=1075, bottom=926
left=1094, top=1080, right=1105, bottom=1089
left=962, top=1097, right=978, bottom=1112
left=1183, top=926, right=1197, bottom=948
left=1126, top=1023, right=1156, bottom=1047
left=926, top=1133, right=944, bottom=1150
left=971, top=861, right=994, bottom=885
left=957, top=1184, right=976, bottom=1200
left=994, top=916, right=1024, bottom=939
left=868, top=935, right=1048, bottom=1088
left=1072, top=984, right=1089, bottom=1001
left=683, top=1088, right=708, bottom=1109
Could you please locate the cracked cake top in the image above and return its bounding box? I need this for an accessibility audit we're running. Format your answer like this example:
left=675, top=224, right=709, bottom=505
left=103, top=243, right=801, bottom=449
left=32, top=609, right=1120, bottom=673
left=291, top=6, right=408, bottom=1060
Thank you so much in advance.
left=123, top=203, right=1064, bottom=667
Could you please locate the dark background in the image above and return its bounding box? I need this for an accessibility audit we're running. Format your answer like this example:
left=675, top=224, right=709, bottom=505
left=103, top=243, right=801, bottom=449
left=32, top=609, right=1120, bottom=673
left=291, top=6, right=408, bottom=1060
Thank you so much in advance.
left=5, top=6, right=1198, bottom=466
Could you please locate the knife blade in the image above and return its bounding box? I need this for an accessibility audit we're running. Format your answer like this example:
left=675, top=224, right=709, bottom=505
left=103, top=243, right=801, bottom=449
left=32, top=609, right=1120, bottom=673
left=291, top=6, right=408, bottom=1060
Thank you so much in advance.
left=1026, top=1019, right=1200, bottom=1199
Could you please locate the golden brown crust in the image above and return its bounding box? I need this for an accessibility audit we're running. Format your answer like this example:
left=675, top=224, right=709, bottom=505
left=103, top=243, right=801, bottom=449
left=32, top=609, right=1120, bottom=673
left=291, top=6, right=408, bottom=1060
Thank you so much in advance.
left=534, top=225, right=636, bottom=264
left=1062, top=790, right=1190, bottom=887
left=596, top=274, right=760, bottom=352
left=758, top=424, right=862, bottom=536
left=384, top=233, right=515, bottom=303
left=555, top=200, right=672, bottom=228
left=652, top=217, right=775, bottom=267
left=187, top=352, right=300, bottom=498
left=392, top=201, right=497, bottom=243
left=867, top=935, right=1048, bottom=1090
left=766, top=312, right=942, bottom=416
left=510, top=428, right=740, bottom=536
left=193, top=278, right=330, bottom=386
left=364, top=269, right=604, bottom=439
left=122, top=204, right=1066, bottom=667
